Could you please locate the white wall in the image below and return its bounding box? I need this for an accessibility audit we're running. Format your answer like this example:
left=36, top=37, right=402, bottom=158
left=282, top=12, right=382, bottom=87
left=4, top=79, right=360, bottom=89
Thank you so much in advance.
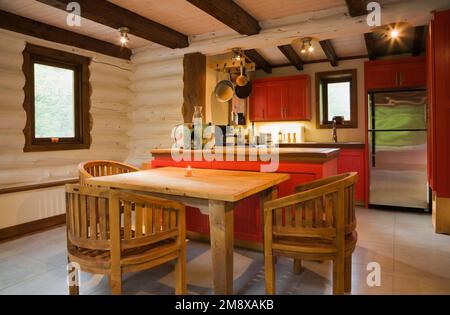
left=0, top=29, right=132, bottom=229
left=126, top=51, right=184, bottom=166
left=0, top=186, right=65, bottom=229
left=253, top=58, right=367, bottom=143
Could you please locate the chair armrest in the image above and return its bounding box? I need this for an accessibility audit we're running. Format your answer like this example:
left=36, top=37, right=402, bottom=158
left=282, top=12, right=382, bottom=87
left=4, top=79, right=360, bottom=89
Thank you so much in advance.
left=295, top=174, right=347, bottom=193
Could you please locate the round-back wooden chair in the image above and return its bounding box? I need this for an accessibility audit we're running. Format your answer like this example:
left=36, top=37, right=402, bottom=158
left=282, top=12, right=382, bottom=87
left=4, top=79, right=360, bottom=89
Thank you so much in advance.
left=78, top=160, right=140, bottom=186
left=263, top=172, right=358, bottom=295
left=65, top=184, right=186, bottom=295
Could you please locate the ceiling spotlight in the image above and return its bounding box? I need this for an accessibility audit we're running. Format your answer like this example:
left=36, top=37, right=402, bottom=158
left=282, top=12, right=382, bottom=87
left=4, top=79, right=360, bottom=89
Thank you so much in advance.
left=390, top=29, right=400, bottom=39
left=118, top=27, right=130, bottom=46
left=300, top=42, right=306, bottom=54
left=292, top=36, right=317, bottom=54
left=301, top=37, right=314, bottom=54
left=232, top=48, right=244, bottom=62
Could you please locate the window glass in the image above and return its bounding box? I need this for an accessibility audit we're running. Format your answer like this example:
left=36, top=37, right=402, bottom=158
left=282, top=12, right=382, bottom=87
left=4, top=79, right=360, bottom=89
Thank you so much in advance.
left=327, top=81, right=351, bottom=121
left=34, top=63, right=75, bottom=138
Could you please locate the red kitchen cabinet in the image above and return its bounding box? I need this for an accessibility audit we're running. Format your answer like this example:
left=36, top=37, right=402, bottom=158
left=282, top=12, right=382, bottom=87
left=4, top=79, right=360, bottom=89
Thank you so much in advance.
left=337, top=148, right=366, bottom=203
left=427, top=10, right=450, bottom=198
left=249, top=84, right=267, bottom=121
left=365, top=56, right=426, bottom=90
left=250, top=75, right=311, bottom=122
left=285, top=77, right=310, bottom=120
left=397, top=60, right=426, bottom=87
left=266, top=82, right=284, bottom=120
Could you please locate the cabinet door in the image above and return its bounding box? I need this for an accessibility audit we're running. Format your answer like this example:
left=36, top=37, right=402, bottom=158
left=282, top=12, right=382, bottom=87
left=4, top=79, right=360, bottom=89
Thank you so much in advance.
left=250, top=83, right=268, bottom=121
left=337, top=149, right=365, bottom=202
left=365, top=63, right=398, bottom=89
left=285, top=77, right=310, bottom=120
left=266, top=82, right=284, bottom=120
left=398, top=58, right=426, bottom=87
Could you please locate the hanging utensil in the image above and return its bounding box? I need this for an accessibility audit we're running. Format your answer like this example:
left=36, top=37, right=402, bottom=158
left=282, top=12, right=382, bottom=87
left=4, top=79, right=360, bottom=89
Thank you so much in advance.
left=235, top=68, right=252, bottom=99
left=214, top=70, right=235, bottom=103
left=236, top=64, right=248, bottom=87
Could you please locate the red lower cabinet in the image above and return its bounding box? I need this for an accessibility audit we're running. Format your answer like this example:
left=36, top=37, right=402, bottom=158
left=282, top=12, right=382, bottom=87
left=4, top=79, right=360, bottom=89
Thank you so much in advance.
left=186, top=206, right=210, bottom=235
left=337, top=148, right=366, bottom=203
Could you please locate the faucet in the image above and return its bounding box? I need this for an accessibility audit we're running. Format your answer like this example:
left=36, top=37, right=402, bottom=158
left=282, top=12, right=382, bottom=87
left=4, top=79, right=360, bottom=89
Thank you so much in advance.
left=331, top=116, right=344, bottom=143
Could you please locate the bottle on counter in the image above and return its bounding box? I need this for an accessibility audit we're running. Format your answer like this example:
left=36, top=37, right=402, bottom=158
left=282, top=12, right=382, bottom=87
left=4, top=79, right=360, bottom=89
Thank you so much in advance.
left=192, top=106, right=203, bottom=149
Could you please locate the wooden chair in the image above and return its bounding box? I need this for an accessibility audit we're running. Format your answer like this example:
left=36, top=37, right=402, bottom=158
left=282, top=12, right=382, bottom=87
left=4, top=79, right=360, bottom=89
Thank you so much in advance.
left=263, top=172, right=358, bottom=295
left=78, top=160, right=140, bottom=186
left=65, top=184, right=186, bottom=295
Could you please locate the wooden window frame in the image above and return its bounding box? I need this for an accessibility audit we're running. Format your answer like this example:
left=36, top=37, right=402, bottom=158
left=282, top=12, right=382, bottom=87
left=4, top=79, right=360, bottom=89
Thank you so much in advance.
left=22, top=44, right=91, bottom=152
left=315, top=69, right=358, bottom=129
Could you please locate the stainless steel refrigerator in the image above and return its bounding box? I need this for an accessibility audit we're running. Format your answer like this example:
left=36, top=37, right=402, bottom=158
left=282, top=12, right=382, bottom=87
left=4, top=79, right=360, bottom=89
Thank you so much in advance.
left=368, top=90, right=428, bottom=210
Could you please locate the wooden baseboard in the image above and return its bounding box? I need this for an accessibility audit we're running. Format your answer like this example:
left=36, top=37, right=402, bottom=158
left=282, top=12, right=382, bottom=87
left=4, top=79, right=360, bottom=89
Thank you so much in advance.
left=186, top=231, right=263, bottom=252
left=0, top=214, right=66, bottom=243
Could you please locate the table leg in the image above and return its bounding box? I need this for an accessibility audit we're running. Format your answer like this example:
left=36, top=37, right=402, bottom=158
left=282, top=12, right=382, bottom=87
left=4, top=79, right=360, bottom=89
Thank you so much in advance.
left=208, top=200, right=234, bottom=295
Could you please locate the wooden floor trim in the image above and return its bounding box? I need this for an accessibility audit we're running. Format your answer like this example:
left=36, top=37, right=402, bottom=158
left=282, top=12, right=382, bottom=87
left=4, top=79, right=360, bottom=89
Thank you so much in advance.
left=0, top=178, right=78, bottom=195
left=0, top=214, right=66, bottom=243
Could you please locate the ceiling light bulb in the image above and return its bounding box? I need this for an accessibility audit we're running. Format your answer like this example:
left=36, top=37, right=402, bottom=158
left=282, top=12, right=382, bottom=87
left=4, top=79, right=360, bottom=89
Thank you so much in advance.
left=118, top=27, right=130, bottom=46
left=300, top=42, right=306, bottom=54
left=390, top=29, right=399, bottom=39
left=308, top=45, right=314, bottom=52
left=120, top=36, right=128, bottom=45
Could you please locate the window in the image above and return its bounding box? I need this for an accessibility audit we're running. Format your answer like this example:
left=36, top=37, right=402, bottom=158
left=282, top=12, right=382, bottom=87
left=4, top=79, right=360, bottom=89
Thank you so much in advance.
left=315, top=69, right=357, bottom=128
left=22, top=44, right=91, bottom=152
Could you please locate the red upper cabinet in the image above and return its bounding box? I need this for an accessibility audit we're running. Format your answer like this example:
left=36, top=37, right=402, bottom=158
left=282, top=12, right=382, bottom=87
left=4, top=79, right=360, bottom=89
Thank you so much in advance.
left=364, top=63, right=398, bottom=89
left=266, top=81, right=285, bottom=120
left=250, top=75, right=311, bottom=122
left=285, top=76, right=310, bottom=120
left=365, top=56, right=426, bottom=90
left=249, top=83, right=268, bottom=121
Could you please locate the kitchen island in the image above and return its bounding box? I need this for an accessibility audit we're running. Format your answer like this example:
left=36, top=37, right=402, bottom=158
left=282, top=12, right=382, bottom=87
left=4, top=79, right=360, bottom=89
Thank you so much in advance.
left=148, top=147, right=340, bottom=250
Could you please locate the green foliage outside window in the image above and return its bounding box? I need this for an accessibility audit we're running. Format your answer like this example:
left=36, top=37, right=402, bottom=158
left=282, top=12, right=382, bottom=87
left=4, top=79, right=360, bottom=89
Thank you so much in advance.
left=34, top=63, right=75, bottom=138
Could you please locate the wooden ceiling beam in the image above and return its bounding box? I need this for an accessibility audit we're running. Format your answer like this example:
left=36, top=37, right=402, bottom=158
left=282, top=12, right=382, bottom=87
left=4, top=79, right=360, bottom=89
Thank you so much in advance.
left=244, top=49, right=272, bottom=73
left=0, top=10, right=131, bottom=60
left=277, top=45, right=303, bottom=71
left=345, top=0, right=367, bottom=17
left=319, top=40, right=339, bottom=67
left=364, top=32, right=378, bottom=60
left=412, top=25, right=427, bottom=56
left=36, top=0, right=189, bottom=49
left=186, top=0, right=260, bottom=36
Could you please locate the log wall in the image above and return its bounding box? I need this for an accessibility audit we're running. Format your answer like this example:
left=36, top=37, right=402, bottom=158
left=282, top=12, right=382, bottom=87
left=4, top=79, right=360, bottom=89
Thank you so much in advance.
left=126, top=50, right=184, bottom=166
left=0, top=30, right=132, bottom=188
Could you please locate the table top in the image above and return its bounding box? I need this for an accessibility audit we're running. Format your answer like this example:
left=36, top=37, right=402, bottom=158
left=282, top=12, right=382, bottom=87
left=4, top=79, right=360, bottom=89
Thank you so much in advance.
left=85, top=167, right=290, bottom=202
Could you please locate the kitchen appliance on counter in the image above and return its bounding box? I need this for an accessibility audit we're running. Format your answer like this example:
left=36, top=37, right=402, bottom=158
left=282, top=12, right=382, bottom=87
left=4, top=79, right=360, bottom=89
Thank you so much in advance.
left=368, top=90, right=428, bottom=211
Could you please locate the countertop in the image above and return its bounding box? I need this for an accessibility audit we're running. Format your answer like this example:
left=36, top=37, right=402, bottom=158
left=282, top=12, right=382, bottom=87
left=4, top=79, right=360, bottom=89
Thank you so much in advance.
left=279, top=142, right=365, bottom=149
left=150, top=147, right=340, bottom=163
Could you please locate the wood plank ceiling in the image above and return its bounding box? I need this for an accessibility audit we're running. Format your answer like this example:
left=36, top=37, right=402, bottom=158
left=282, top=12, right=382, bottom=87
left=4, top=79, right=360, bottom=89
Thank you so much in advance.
left=0, top=0, right=430, bottom=63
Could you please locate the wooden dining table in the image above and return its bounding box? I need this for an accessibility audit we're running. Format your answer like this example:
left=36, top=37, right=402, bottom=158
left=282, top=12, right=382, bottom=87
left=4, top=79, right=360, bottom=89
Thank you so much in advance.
left=85, top=166, right=289, bottom=294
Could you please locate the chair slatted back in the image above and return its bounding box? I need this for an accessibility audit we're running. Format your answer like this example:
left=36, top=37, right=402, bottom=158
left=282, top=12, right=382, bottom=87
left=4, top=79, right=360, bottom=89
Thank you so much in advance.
left=66, top=185, right=111, bottom=250
left=295, top=173, right=357, bottom=235
left=265, top=173, right=358, bottom=243
left=78, top=160, right=140, bottom=186
left=115, top=192, right=184, bottom=250
left=65, top=185, right=185, bottom=253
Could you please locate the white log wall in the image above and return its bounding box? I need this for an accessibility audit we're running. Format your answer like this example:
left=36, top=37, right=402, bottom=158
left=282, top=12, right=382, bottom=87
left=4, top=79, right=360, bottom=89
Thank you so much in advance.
left=126, top=52, right=184, bottom=166
left=0, top=30, right=133, bottom=188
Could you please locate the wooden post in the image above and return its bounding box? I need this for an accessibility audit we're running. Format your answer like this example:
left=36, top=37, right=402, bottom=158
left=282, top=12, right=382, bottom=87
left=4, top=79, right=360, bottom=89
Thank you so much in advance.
left=208, top=200, right=234, bottom=294
left=183, top=52, right=206, bottom=123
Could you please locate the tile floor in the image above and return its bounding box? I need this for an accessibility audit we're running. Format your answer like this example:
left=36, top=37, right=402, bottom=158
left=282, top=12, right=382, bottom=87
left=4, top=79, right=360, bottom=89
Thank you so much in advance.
left=0, top=208, right=449, bottom=295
